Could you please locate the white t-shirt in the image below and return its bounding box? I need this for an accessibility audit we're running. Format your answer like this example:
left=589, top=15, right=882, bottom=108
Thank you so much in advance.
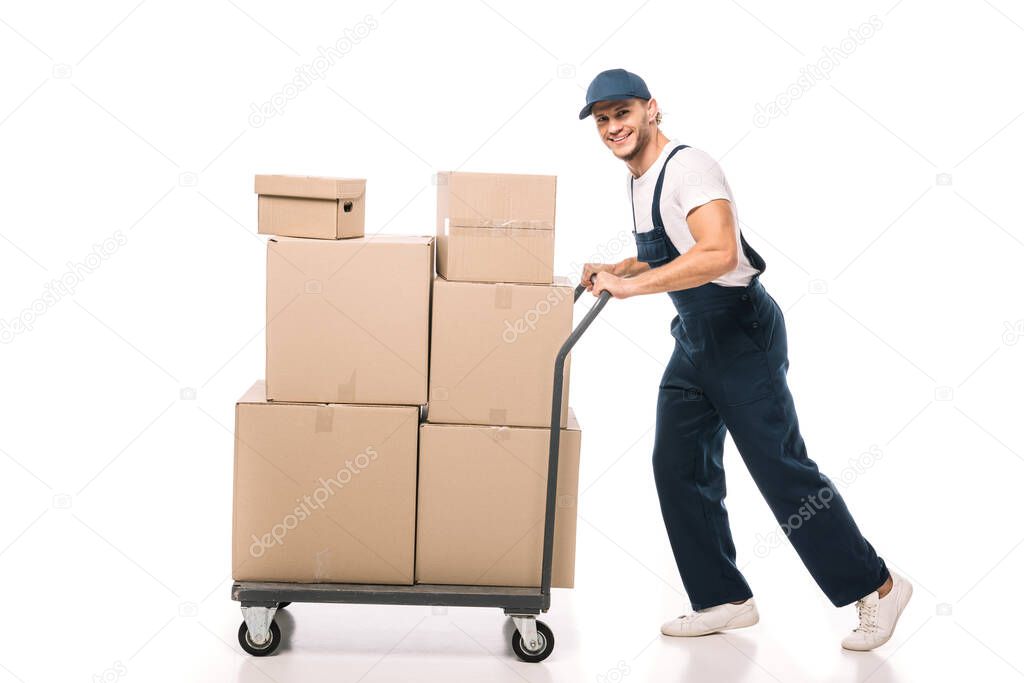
left=628, top=141, right=759, bottom=287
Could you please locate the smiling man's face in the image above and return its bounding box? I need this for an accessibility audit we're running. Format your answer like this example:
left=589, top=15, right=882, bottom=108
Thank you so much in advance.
left=592, top=97, right=657, bottom=162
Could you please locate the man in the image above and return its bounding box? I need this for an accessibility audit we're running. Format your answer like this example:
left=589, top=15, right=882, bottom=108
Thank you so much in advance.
left=578, top=68, right=912, bottom=651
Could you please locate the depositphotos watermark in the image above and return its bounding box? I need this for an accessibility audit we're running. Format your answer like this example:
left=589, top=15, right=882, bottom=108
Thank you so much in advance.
left=753, top=15, right=883, bottom=128
left=1002, top=319, right=1024, bottom=345
left=249, top=446, right=379, bottom=558
left=596, top=660, right=631, bottom=683
left=502, top=286, right=573, bottom=343
left=92, top=660, right=127, bottom=683
left=248, top=15, right=379, bottom=127
left=500, top=230, right=633, bottom=343
left=568, top=230, right=633, bottom=280
left=752, top=445, right=883, bottom=558
left=1, top=229, right=127, bottom=344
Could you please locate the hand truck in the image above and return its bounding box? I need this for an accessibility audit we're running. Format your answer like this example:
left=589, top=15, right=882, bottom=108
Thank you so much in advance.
left=231, top=282, right=611, bottom=662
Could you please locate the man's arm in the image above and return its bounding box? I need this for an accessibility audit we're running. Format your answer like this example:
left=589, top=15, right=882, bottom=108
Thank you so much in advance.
left=612, top=257, right=652, bottom=277
left=591, top=198, right=738, bottom=298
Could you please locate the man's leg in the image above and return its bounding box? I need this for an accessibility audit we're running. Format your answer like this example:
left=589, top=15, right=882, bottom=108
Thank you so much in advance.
left=709, top=288, right=889, bottom=608
left=654, top=337, right=754, bottom=611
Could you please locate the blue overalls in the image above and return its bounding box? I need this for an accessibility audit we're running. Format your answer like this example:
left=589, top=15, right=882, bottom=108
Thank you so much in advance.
left=634, top=144, right=890, bottom=610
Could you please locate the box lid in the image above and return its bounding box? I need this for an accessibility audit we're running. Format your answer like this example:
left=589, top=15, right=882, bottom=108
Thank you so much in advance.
left=268, top=234, right=433, bottom=246
left=255, top=175, right=366, bottom=200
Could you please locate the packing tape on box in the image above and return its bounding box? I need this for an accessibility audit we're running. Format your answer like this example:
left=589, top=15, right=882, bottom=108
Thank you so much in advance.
left=449, top=218, right=554, bottom=231
left=478, top=218, right=554, bottom=230
left=489, top=408, right=508, bottom=425
left=315, top=406, right=333, bottom=433
left=491, top=425, right=511, bottom=442
left=336, top=372, right=357, bottom=402
left=493, top=285, right=513, bottom=310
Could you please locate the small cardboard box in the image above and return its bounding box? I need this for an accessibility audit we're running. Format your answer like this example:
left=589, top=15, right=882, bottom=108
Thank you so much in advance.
left=256, top=174, right=366, bottom=239
left=436, top=171, right=556, bottom=284
left=428, top=276, right=572, bottom=428
left=232, top=381, right=419, bottom=583
left=266, top=235, right=433, bottom=405
left=415, top=413, right=582, bottom=588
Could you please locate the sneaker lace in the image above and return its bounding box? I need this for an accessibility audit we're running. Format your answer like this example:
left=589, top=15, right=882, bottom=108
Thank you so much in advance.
left=854, top=597, right=880, bottom=633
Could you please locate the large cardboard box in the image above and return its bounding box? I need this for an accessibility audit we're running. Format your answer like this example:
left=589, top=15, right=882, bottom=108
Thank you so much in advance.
left=266, top=235, right=433, bottom=405
left=232, top=381, right=419, bottom=583
left=415, top=414, right=582, bottom=587
left=256, top=174, right=366, bottom=239
left=428, top=276, right=572, bottom=428
left=436, top=171, right=556, bottom=284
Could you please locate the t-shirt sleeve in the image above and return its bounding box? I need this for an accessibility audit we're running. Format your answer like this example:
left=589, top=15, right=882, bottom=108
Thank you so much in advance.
left=670, top=148, right=731, bottom=218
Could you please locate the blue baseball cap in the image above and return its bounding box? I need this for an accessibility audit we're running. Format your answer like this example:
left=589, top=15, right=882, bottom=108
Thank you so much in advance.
left=578, top=68, right=652, bottom=120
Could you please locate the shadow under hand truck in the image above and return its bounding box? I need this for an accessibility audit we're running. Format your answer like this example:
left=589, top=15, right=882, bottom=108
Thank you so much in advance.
left=231, top=282, right=610, bottom=663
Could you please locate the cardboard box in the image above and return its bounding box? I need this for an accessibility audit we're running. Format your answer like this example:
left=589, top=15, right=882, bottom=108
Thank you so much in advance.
left=428, top=276, right=572, bottom=428
left=256, top=175, right=366, bottom=239
left=232, top=381, right=419, bottom=583
left=436, top=171, right=556, bottom=284
left=266, top=235, right=433, bottom=405
left=415, top=413, right=582, bottom=587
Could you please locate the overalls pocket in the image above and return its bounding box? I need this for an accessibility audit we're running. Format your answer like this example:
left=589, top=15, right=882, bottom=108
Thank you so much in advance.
left=634, top=228, right=672, bottom=267
left=698, top=306, right=774, bottom=407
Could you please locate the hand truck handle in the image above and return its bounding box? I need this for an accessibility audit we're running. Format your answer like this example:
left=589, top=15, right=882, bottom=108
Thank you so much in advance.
left=539, top=276, right=611, bottom=596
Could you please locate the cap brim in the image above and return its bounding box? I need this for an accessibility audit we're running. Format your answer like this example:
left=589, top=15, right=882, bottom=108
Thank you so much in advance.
left=578, top=94, right=643, bottom=120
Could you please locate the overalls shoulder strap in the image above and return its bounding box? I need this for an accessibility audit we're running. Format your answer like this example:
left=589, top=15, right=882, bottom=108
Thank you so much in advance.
left=652, top=144, right=690, bottom=228
left=629, top=144, right=690, bottom=233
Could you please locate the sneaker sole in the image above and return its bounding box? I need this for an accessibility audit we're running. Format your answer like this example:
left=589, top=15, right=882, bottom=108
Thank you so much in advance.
left=662, top=608, right=760, bottom=637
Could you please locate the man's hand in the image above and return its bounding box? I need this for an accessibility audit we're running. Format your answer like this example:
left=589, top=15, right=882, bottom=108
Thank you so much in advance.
left=591, top=271, right=634, bottom=299
left=581, top=263, right=615, bottom=291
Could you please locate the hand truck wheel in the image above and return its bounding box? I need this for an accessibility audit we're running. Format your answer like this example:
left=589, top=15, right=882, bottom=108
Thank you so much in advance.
left=238, top=620, right=281, bottom=656
left=511, top=619, right=554, bottom=663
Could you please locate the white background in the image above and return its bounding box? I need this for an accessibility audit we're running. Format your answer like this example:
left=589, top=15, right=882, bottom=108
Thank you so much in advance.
left=2, top=1, right=1023, bottom=681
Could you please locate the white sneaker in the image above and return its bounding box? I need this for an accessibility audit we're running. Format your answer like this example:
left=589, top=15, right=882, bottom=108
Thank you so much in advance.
left=661, top=598, right=759, bottom=637
left=842, top=570, right=913, bottom=651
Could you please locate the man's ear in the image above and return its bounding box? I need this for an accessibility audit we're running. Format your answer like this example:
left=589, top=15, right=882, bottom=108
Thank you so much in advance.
left=647, top=98, right=659, bottom=125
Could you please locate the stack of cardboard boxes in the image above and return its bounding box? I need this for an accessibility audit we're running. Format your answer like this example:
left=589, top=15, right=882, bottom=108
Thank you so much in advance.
left=232, top=172, right=581, bottom=590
